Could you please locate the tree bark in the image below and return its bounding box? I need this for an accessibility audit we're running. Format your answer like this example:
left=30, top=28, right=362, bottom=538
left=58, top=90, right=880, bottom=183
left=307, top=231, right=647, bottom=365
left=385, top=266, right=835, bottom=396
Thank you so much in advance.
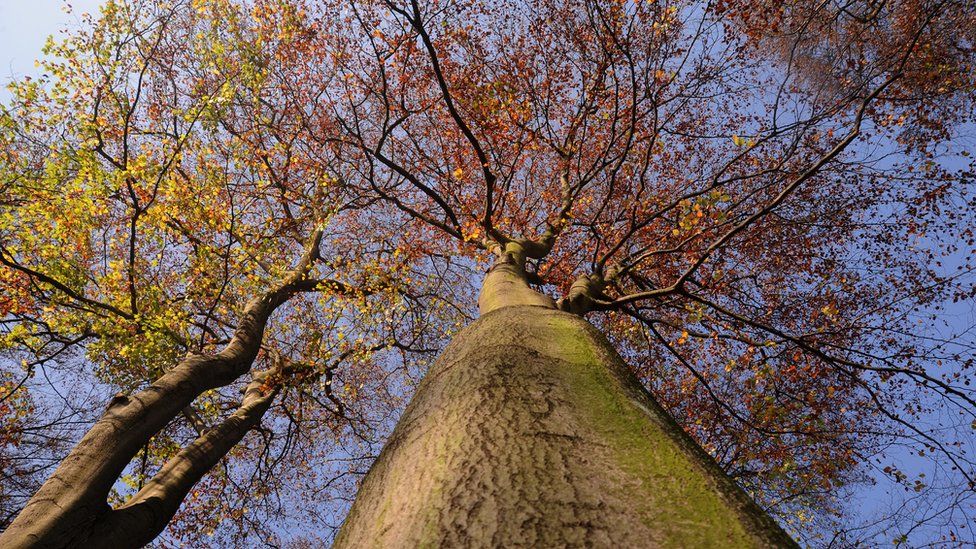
left=335, top=304, right=797, bottom=547
left=0, top=347, right=276, bottom=549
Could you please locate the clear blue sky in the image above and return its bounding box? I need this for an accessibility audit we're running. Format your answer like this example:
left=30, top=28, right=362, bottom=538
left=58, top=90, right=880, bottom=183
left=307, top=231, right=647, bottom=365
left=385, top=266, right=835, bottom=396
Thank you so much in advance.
left=0, top=0, right=104, bottom=100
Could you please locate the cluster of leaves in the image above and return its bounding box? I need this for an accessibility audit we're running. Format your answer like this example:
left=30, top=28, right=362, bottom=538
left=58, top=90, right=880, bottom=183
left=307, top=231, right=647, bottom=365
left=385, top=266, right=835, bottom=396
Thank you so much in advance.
left=0, top=367, right=36, bottom=529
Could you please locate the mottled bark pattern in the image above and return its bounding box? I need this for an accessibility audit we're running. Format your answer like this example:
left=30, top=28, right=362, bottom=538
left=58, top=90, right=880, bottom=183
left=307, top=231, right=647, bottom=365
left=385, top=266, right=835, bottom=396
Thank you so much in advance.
left=336, top=306, right=796, bottom=548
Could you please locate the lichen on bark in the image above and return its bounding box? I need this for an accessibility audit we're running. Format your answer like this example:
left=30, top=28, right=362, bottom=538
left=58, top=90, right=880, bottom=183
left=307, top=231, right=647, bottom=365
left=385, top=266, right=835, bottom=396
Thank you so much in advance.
left=335, top=306, right=797, bottom=548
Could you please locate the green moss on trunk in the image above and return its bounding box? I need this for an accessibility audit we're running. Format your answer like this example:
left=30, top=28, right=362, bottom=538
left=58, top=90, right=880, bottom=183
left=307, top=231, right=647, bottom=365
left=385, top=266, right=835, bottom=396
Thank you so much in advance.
left=335, top=306, right=796, bottom=548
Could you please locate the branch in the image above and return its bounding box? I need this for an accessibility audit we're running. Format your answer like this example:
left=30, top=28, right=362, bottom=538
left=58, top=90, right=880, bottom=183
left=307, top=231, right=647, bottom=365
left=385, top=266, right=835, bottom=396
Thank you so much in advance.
left=398, top=0, right=503, bottom=240
left=0, top=243, right=134, bottom=320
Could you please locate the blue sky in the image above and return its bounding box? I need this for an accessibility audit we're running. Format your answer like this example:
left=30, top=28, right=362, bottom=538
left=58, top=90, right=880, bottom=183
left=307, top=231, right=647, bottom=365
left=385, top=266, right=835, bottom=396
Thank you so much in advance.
left=0, top=0, right=104, bottom=100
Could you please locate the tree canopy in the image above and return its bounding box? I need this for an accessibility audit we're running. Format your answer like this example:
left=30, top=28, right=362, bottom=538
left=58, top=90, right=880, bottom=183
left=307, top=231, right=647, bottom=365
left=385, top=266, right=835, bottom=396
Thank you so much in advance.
left=1, top=0, right=974, bottom=545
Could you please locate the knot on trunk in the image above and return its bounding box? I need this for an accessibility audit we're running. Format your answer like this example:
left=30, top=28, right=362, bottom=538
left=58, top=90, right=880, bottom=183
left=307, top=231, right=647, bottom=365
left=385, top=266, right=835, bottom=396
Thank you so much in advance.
left=557, top=274, right=609, bottom=315
left=107, top=392, right=130, bottom=410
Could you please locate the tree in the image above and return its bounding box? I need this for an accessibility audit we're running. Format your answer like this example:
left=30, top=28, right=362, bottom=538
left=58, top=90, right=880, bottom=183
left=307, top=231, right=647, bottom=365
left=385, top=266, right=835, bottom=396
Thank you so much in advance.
left=1, top=0, right=974, bottom=546
left=0, top=1, right=412, bottom=544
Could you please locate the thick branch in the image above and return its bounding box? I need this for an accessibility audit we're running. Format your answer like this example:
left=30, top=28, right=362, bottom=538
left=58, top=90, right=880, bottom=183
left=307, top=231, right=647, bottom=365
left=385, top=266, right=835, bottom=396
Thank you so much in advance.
left=0, top=229, right=334, bottom=548
left=90, top=372, right=281, bottom=548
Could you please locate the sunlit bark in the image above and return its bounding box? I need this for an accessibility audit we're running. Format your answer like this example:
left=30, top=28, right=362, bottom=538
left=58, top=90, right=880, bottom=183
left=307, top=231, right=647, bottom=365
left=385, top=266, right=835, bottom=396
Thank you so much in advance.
left=338, top=262, right=797, bottom=547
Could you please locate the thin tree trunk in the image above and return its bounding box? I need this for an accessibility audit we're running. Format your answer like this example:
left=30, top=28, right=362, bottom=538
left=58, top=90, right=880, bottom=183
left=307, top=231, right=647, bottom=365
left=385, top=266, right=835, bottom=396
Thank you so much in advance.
left=0, top=336, right=275, bottom=549
left=0, top=232, right=326, bottom=548
left=336, top=261, right=797, bottom=547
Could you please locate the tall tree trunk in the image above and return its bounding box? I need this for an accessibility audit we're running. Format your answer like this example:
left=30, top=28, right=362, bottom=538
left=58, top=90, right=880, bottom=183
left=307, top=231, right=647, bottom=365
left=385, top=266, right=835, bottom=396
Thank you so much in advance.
left=335, top=261, right=797, bottom=547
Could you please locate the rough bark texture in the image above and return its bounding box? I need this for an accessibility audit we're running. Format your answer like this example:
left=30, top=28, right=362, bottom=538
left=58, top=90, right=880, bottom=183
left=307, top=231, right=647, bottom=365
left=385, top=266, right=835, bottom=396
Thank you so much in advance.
left=335, top=306, right=797, bottom=548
